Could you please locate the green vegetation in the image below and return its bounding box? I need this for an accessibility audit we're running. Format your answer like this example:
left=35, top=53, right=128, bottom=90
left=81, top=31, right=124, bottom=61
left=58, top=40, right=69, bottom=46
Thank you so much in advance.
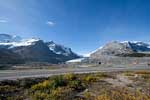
left=0, top=71, right=150, bottom=100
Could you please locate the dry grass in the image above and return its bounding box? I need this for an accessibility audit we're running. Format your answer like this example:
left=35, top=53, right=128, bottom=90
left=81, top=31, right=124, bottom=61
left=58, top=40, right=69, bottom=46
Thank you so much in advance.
left=94, top=87, right=150, bottom=100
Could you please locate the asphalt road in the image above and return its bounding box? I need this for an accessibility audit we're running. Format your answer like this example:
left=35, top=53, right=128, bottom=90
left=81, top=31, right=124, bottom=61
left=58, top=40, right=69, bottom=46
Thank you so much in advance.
left=0, top=66, right=150, bottom=81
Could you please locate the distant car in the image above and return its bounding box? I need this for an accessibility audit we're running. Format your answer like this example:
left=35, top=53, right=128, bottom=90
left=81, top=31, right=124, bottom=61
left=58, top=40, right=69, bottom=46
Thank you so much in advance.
left=98, top=62, right=101, bottom=65
left=148, top=63, right=150, bottom=66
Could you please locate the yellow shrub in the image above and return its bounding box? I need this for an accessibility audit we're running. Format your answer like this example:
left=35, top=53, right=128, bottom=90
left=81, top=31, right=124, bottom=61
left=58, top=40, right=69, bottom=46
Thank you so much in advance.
left=51, top=87, right=73, bottom=100
left=31, top=80, right=51, bottom=90
left=83, top=91, right=92, bottom=99
left=63, top=73, right=76, bottom=80
left=30, top=91, right=50, bottom=100
left=95, top=94, right=110, bottom=100
left=84, top=75, right=97, bottom=83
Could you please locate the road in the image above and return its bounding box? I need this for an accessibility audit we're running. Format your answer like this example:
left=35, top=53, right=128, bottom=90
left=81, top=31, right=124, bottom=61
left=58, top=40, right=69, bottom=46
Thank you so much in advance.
left=0, top=66, right=150, bottom=81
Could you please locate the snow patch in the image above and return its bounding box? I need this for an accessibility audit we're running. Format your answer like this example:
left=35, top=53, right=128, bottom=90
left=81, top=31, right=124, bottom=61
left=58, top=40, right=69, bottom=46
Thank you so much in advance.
left=66, top=58, right=84, bottom=63
left=84, top=46, right=103, bottom=57
left=47, top=41, right=72, bottom=55
left=0, top=38, right=40, bottom=48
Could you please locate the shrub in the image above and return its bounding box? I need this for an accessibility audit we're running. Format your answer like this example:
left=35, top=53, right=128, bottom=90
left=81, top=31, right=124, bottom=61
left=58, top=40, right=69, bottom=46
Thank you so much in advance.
left=17, top=78, right=47, bottom=88
left=31, top=76, right=66, bottom=91
left=51, top=87, right=74, bottom=100
left=83, top=91, right=92, bottom=99
left=83, top=75, right=97, bottom=83
left=50, top=76, right=66, bottom=89
left=63, top=73, right=76, bottom=81
left=30, top=90, right=50, bottom=100
left=31, top=80, right=52, bottom=91
left=0, top=85, right=16, bottom=93
left=95, top=94, right=110, bottom=100
left=68, top=80, right=81, bottom=89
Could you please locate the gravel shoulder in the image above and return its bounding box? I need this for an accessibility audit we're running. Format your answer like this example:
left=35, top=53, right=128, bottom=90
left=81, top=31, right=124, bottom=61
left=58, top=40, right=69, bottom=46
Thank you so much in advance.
left=0, top=66, right=150, bottom=81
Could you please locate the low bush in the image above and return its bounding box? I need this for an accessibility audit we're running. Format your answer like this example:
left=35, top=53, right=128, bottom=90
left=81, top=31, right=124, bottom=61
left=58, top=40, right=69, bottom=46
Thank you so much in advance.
left=63, top=73, right=76, bottom=81
left=83, top=75, right=98, bottom=83
left=31, top=80, right=52, bottom=91
left=51, top=87, right=73, bottom=100
left=30, top=90, right=50, bottom=100
left=50, top=76, right=66, bottom=89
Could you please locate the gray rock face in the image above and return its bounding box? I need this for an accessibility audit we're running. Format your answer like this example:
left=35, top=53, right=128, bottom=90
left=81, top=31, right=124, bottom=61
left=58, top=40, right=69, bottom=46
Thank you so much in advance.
left=91, top=41, right=134, bottom=58
left=11, top=40, right=59, bottom=63
left=0, top=48, right=24, bottom=64
left=90, top=41, right=150, bottom=58
left=0, top=34, right=80, bottom=64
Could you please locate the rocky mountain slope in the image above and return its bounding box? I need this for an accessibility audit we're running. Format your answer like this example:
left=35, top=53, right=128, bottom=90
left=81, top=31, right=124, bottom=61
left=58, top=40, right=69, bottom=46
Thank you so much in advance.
left=90, top=41, right=150, bottom=58
left=0, top=34, right=80, bottom=64
left=46, top=41, right=78, bottom=58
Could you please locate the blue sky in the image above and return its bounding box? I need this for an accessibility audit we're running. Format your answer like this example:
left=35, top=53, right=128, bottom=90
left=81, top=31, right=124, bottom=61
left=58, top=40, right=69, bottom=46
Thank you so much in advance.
left=0, top=0, right=150, bottom=55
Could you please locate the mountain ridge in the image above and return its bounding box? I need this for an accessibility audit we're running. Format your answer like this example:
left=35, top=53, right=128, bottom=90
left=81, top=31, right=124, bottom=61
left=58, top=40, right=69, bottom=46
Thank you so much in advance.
left=0, top=34, right=80, bottom=64
left=90, top=41, right=150, bottom=58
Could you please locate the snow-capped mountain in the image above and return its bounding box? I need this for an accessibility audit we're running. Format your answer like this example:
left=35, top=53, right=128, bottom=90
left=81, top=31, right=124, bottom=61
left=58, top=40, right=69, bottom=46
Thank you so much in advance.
left=0, top=34, right=80, bottom=64
left=0, top=38, right=40, bottom=49
left=90, top=41, right=150, bottom=58
left=46, top=41, right=78, bottom=56
left=45, top=41, right=80, bottom=61
left=121, top=41, right=150, bottom=52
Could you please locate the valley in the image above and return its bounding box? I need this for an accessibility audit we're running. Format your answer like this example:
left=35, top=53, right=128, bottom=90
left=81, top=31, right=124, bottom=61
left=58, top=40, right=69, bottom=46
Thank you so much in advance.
left=1, top=0, right=150, bottom=99
left=0, top=34, right=150, bottom=100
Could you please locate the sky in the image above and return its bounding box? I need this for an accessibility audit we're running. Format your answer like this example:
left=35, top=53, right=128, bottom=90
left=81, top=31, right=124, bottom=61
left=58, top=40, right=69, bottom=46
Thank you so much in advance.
left=0, top=0, right=150, bottom=55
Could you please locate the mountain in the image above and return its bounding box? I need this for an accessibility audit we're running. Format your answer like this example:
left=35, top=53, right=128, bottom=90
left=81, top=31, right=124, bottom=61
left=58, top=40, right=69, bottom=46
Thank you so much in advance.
left=0, top=48, right=24, bottom=64
left=46, top=41, right=79, bottom=58
left=121, top=41, right=150, bottom=52
left=0, top=34, right=21, bottom=43
left=90, top=41, right=150, bottom=58
left=0, top=34, right=80, bottom=64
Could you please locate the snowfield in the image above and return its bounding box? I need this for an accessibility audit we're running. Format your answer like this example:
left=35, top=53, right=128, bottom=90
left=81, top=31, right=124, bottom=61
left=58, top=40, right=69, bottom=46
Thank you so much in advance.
left=0, top=38, right=39, bottom=48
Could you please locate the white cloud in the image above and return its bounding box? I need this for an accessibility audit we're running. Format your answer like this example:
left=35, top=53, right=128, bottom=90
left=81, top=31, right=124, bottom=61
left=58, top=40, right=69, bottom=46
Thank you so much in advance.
left=47, top=21, right=55, bottom=26
left=0, top=19, right=8, bottom=23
